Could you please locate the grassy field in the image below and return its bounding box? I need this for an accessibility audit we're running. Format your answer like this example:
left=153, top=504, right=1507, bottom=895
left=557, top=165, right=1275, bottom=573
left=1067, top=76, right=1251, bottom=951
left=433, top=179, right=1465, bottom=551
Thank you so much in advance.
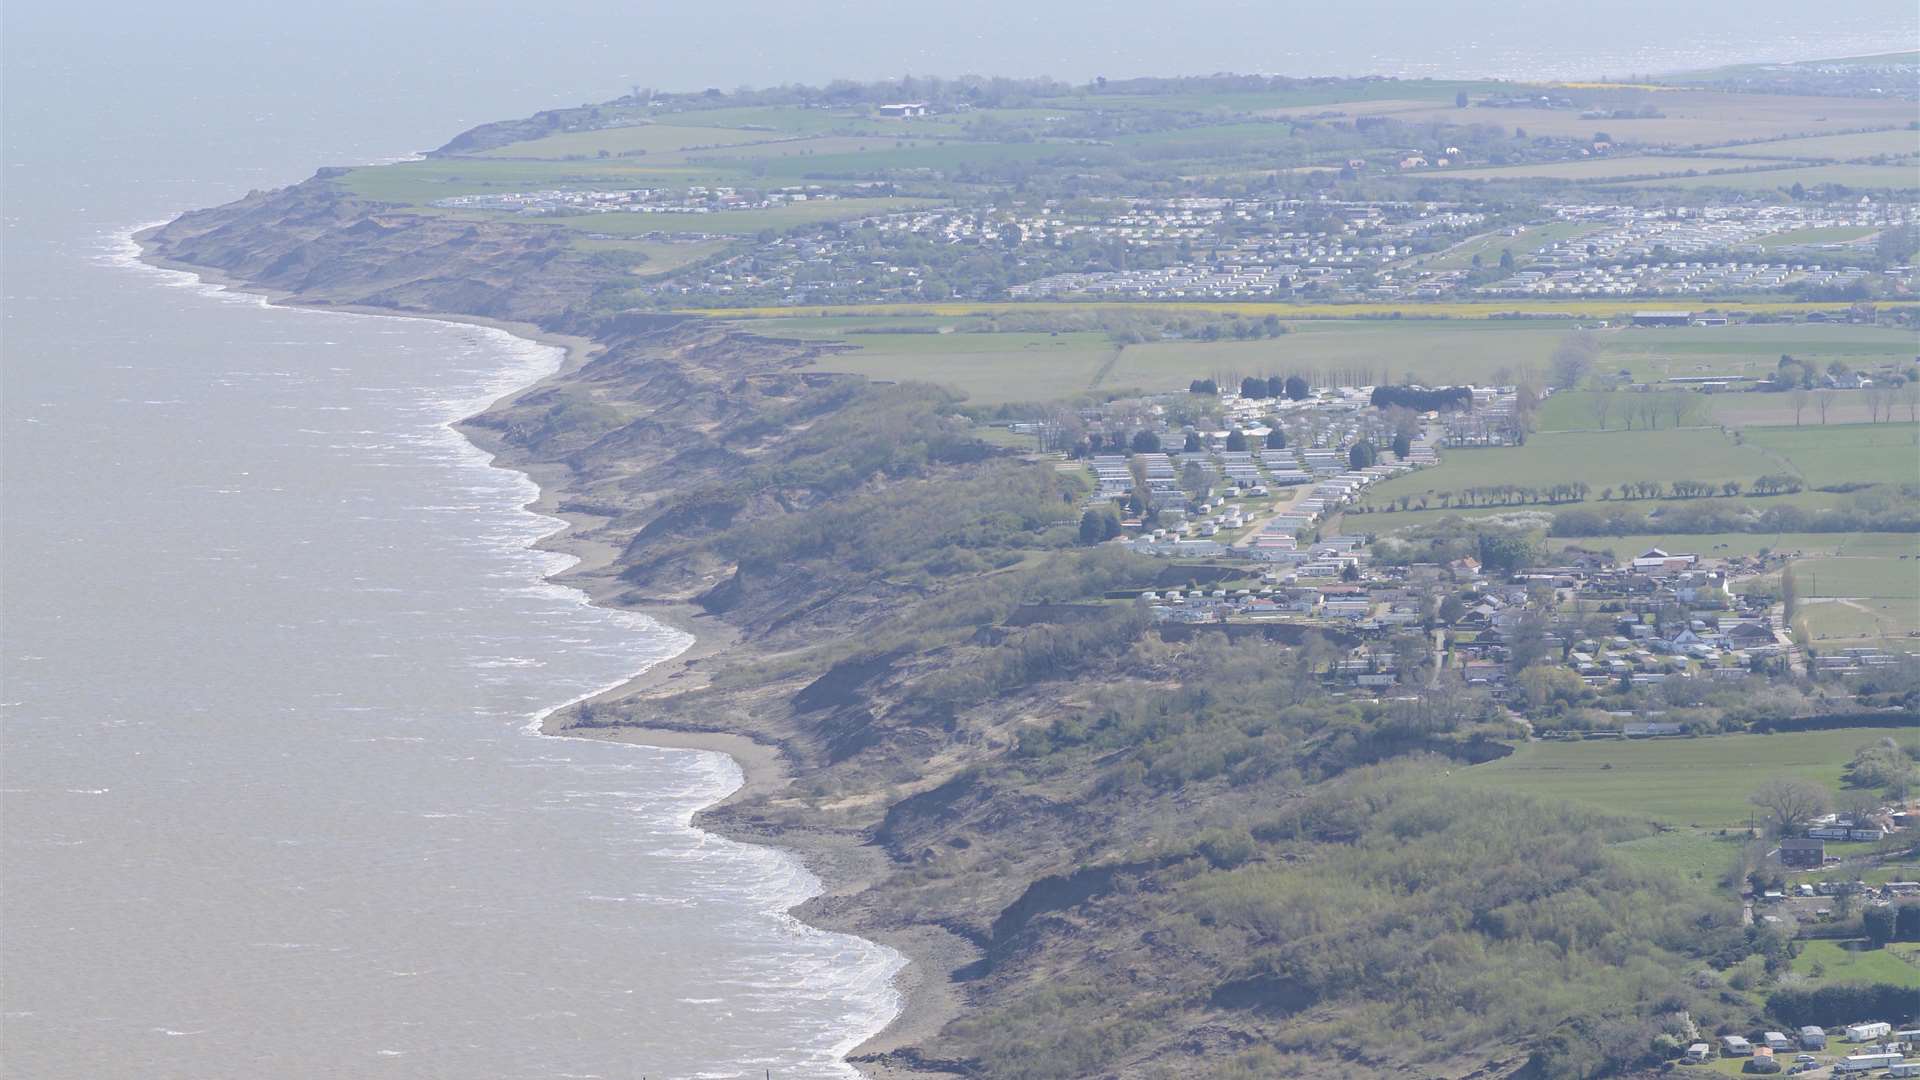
left=1790, top=939, right=1920, bottom=989
left=336, top=159, right=737, bottom=202
left=1709, top=394, right=1901, bottom=428
left=1741, top=422, right=1920, bottom=486
left=1300, top=90, right=1919, bottom=147
left=1708, top=129, right=1920, bottom=161
left=567, top=236, right=732, bottom=275
left=1623, top=163, right=1920, bottom=192
left=1606, top=829, right=1746, bottom=883
left=1800, top=598, right=1920, bottom=652
left=1347, top=489, right=1855, bottom=535
left=1363, top=428, right=1776, bottom=504
left=1454, top=728, right=1887, bottom=827
left=1417, top=222, right=1607, bottom=270
left=1793, top=552, right=1920, bottom=652
left=1536, top=390, right=1711, bottom=431
left=1754, top=225, right=1880, bottom=249
left=1792, top=557, right=1919, bottom=599
left=1544, top=531, right=1920, bottom=563
left=694, top=299, right=1911, bottom=320
left=1601, top=324, right=1920, bottom=383
left=758, top=318, right=1919, bottom=403
left=801, top=331, right=1121, bottom=404
left=526, top=197, right=936, bottom=235
left=1427, top=155, right=1791, bottom=182
left=474, top=123, right=778, bottom=159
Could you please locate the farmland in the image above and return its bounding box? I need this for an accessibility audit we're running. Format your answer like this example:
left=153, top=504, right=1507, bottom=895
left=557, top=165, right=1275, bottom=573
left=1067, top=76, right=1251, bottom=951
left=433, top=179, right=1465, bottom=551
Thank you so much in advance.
left=1708, top=129, right=1920, bottom=160
left=1426, top=155, right=1793, bottom=182
left=476, top=123, right=779, bottom=159
left=770, top=318, right=1920, bottom=406
left=1454, top=728, right=1887, bottom=827
left=1282, top=90, right=1920, bottom=146
left=1742, top=423, right=1920, bottom=486
left=1622, top=163, right=1920, bottom=191
left=1364, top=428, right=1777, bottom=502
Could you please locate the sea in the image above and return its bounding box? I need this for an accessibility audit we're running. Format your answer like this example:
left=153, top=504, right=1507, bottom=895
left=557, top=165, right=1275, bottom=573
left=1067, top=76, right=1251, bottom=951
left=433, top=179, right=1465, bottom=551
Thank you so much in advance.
left=3, top=2, right=1913, bottom=1077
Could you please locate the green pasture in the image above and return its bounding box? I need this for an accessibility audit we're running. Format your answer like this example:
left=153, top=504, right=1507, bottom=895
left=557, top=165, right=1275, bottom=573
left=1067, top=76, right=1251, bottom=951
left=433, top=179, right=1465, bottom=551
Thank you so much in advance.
left=1755, top=225, right=1880, bottom=248
left=1364, top=428, right=1774, bottom=504
left=1792, top=557, right=1919, bottom=599
left=1430, top=155, right=1788, bottom=182
left=1742, top=422, right=1920, bottom=486
left=1418, top=222, right=1607, bottom=270
left=1454, top=728, right=1885, bottom=827
left=474, top=123, right=776, bottom=159
left=1707, top=129, right=1920, bottom=161
left=1623, top=163, right=1920, bottom=192
left=336, top=159, right=735, bottom=203
left=802, top=332, right=1121, bottom=404
left=1790, top=939, right=1920, bottom=989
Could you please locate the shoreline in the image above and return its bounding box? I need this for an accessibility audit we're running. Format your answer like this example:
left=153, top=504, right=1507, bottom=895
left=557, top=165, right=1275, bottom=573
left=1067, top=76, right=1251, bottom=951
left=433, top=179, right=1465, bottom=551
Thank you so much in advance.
left=130, top=230, right=953, bottom=1074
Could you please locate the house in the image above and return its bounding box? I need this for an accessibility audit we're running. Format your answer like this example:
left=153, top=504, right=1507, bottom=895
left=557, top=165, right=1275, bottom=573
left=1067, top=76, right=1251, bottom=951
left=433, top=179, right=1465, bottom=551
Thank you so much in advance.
left=877, top=102, right=930, bottom=117
left=1779, top=838, right=1824, bottom=868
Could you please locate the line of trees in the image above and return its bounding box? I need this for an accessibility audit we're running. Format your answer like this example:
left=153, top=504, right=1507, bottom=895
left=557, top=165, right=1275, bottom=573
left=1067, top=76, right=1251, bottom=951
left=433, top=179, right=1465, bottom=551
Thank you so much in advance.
left=1369, top=385, right=1472, bottom=412
left=1236, top=375, right=1311, bottom=401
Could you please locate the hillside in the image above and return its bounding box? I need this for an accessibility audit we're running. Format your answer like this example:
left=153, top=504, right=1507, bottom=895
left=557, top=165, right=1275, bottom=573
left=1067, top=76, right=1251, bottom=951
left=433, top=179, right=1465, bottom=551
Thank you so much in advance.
left=138, top=74, right=1920, bottom=1079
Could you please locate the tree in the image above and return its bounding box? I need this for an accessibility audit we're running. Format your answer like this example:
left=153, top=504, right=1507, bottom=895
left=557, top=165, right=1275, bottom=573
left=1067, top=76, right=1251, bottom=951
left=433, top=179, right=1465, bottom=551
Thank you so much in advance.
left=1283, top=375, right=1310, bottom=401
left=1789, top=388, right=1809, bottom=427
left=1078, top=508, right=1120, bottom=544
left=1592, top=390, right=1614, bottom=431
left=1265, top=375, right=1285, bottom=398
left=1391, top=432, right=1413, bottom=459
left=1180, top=465, right=1213, bottom=506
left=1188, top=378, right=1217, bottom=395
left=1265, top=425, right=1288, bottom=450
left=1863, top=904, right=1896, bottom=948
left=1476, top=531, right=1538, bottom=574
left=1498, top=249, right=1515, bottom=272
left=1130, top=430, right=1161, bottom=453
left=1225, top=428, right=1248, bottom=451
left=1548, top=331, right=1601, bottom=390
left=1815, top=389, right=1836, bottom=424
left=1240, top=376, right=1268, bottom=399
left=1748, top=776, right=1830, bottom=836
left=1347, top=440, right=1377, bottom=469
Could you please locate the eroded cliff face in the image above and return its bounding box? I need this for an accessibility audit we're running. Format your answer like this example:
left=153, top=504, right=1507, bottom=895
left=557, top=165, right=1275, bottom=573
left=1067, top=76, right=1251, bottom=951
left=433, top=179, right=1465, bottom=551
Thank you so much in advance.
left=142, top=174, right=609, bottom=324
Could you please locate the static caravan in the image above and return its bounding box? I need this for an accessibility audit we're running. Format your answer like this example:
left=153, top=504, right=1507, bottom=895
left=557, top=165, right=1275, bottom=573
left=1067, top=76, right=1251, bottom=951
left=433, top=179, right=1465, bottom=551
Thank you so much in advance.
left=1887, top=1064, right=1920, bottom=1078
left=1800, top=1027, right=1827, bottom=1050
left=1722, top=1035, right=1754, bottom=1057
left=1836, top=1053, right=1902, bottom=1073
left=1847, top=1022, right=1893, bottom=1042
left=1762, top=1032, right=1794, bottom=1052
left=1684, top=1043, right=1711, bottom=1064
